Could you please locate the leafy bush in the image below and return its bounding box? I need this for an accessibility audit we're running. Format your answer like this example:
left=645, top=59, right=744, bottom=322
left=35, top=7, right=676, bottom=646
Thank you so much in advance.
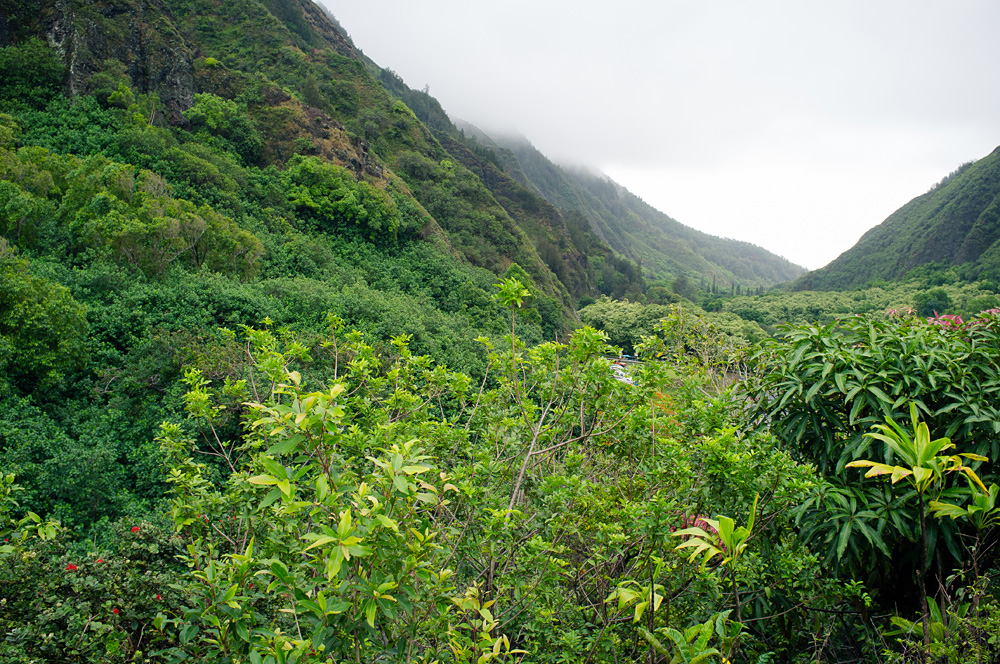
left=0, top=39, right=65, bottom=111
left=0, top=519, right=184, bottom=663
left=0, top=245, right=88, bottom=395
left=281, top=154, right=401, bottom=241
left=748, top=309, right=1000, bottom=643
left=748, top=311, right=1000, bottom=474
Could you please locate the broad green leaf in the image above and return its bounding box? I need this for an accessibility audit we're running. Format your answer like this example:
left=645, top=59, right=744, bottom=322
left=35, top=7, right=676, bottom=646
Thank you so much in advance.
left=261, top=457, right=287, bottom=479
left=392, top=473, right=409, bottom=494
left=263, top=438, right=299, bottom=457
left=248, top=474, right=279, bottom=486
left=302, top=534, right=338, bottom=552
left=836, top=520, right=853, bottom=561
left=260, top=488, right=282, bottom=508
left=376, top=514, right=400, bottom=532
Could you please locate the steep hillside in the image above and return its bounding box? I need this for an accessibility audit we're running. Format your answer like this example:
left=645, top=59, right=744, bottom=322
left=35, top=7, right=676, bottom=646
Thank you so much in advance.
left=2, top=0, right=803, bottom=318
left=375, top=69, right=648, bottom=302
left=796, top=147, right=1000, bottom=291
left=460, top=125, right=806, bottom=289
left=1, top=0, right=576, bottom=315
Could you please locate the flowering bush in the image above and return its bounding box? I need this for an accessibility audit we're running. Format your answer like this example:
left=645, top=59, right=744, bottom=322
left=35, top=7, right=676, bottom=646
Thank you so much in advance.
left=0, top=519, right=184, bottom=663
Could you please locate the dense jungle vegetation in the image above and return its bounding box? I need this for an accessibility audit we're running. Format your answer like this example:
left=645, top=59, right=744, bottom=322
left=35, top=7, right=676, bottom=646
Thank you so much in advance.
left=4, top=1, right=1000, bottom=662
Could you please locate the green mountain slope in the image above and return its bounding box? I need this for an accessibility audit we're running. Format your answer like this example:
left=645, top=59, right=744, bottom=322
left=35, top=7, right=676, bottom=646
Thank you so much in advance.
left=3, top=0, right=576, bottom=314
left=796, top=147, right=1000, bottom=291
left=459, top=126, right=806, bottom=289
left=2, top=0, right=803, bottom=318
left=374, top=69, right=648, bottom=301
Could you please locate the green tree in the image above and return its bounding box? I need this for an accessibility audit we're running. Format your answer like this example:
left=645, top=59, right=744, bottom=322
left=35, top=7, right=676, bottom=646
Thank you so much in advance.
left=0, top=243, right=88, bottom=395
left=915, top=288, right=953, bottom=317
left=183, top=93, right=264, bottom=165
left=281, top=155, right=401, bottom=241
left=0, top=38, right=64, bottom=110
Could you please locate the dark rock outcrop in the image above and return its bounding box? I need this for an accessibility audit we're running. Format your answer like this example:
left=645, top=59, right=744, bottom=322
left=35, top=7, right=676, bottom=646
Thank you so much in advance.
left=44, top=0, right=195, bottom=123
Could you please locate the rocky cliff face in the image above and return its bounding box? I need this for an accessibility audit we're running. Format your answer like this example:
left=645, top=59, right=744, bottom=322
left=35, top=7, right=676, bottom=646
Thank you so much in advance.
left=2, top=0, right=385, bottom=176
left=42, top=0, right=195, bottom=123
left=294, top=0, right=357, bottom=58
left=3, top=0, right=358, bottom=127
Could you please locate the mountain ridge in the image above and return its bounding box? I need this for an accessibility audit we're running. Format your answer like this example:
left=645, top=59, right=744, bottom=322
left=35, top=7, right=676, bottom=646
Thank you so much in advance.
left=795, top=146, right=1000, bottom=291
left=3, top=0, right=804, bottom=314
left=456, top=124, right=806, bottom=288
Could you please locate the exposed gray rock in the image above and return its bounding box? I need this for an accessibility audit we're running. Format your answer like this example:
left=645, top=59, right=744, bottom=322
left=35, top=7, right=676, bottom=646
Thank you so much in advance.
left=44, top=0, right=195, bottom=123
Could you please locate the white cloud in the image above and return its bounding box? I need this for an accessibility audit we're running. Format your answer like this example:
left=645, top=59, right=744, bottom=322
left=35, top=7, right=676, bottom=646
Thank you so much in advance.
left=323, top=0, right=1000, bottom=270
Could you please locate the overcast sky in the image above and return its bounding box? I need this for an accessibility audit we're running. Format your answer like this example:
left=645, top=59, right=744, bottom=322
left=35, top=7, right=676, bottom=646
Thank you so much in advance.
left=322, top=1, right=1000, bottom=270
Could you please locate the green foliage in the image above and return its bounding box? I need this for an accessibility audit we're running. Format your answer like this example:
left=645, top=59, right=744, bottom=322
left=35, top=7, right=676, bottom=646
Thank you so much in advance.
left=184, top=92, right=264, bottom=165
left=793, top=480, right=896, bottom=576
left=0, top=295, right=888, bottom=663
left=915, top=287, right=953, bottom=317
left=674, top=495, right=758, bottom=569
left=11, top=3, right=1000, bottom=660
left=846, top=405, right=990, bottom=645
left=280, top=155, right=402, bottom=240
left=0, top=39, right=65, bottom=111
left=0, top=246, right=88, bottom=394
left=15, top=94, right=129, bottom=157
left=748, top=311, right=1000, bottom=476
left=494, top=263, right=566, bottom=337
left=0, top=178, right=59, bottom=249
left=752, top=312, right=1000, bottom=657
left=0, top=399, right=126, bottom=531
left=722, top=277, right=1000, bottom=328
left=0, top=142, right=264, bottom=278
left=0, top=474, right=59, bottom=556
left=578, top=296, right=672, bottom=353
left=152, top=327, right=510, bottom=662
left=637, top=610, right=738, bottom=664
left=931, top=483, right=1000, bottom=533
left=141, top=312, right=814, bottom=661
left=847, top=404, right=988, bottom=496
left=494, top=275, right=531, bottom=310
left=0, top=520, right=184, bottom=663
left=578, top=297, right=767, bottom=357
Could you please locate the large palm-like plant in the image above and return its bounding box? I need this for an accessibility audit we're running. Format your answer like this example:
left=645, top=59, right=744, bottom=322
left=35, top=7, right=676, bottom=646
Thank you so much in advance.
left=846, top=403, right=988, bottom=651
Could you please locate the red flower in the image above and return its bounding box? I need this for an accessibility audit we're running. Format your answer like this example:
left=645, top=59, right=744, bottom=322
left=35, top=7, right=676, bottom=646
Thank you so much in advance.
left=66, top=563, right=78, bottom=572
left=113, top=608, right=119, bottom=615
left=130, top=526, right=140, bottom=533
left=96, top=558, right=104, bottom=563
left=156, top=594, right=161, bottom=600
